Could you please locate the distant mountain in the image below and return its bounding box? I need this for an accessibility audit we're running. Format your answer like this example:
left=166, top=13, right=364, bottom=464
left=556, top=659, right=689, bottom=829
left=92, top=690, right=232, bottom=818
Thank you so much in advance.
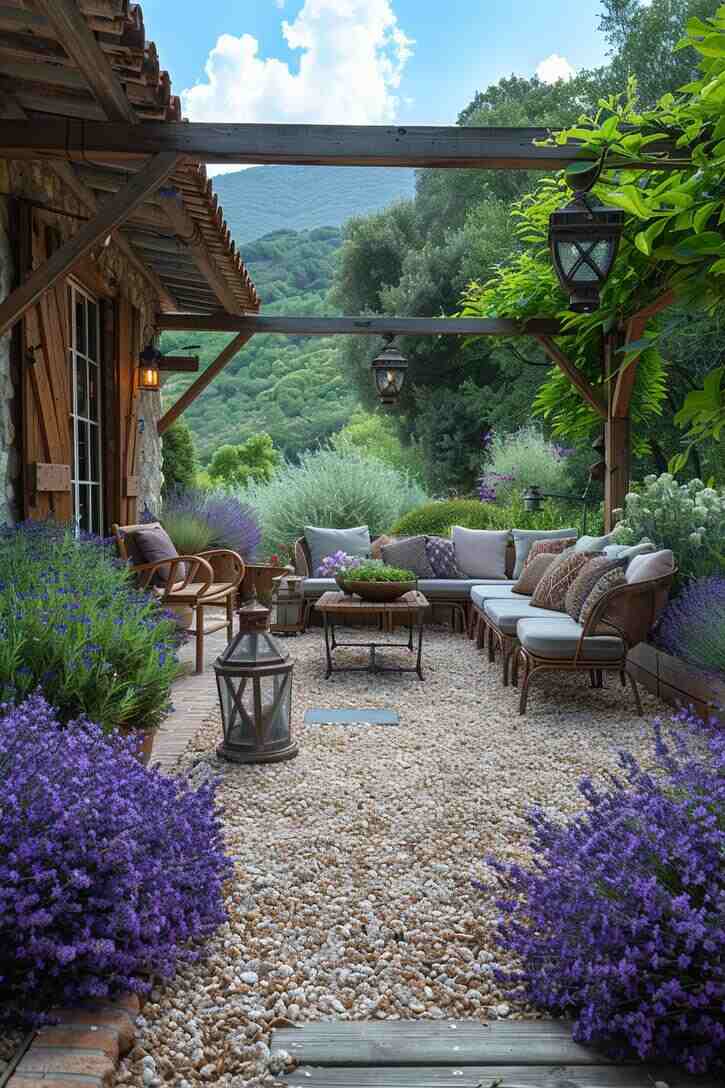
left=211, top=165, right=416, bottom=244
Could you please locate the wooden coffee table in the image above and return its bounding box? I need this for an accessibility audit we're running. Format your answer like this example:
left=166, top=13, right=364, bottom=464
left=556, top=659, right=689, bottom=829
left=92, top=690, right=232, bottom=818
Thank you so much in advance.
left=315, top=591, right=429, bottom=680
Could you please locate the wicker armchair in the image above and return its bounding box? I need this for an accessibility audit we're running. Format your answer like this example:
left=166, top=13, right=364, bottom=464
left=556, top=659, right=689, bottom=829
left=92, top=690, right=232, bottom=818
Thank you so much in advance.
left=113, top=522, right=245, bottom=674
left=514, top=568, right=676, bottom=715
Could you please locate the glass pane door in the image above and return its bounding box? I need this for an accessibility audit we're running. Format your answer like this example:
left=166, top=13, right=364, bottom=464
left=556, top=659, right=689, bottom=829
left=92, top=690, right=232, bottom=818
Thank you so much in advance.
left=68, top=284, right=103, bottom=535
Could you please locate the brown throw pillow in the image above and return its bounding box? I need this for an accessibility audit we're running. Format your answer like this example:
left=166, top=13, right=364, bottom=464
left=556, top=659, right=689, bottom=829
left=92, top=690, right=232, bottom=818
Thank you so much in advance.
left=579, top=566, right=627, bottom=629
left=524, top=536, right=577, bottom=569
left=134, top=524, right=184, bottom=584
left=380, top=535, right=433, bottom=577
left=530, top=549, right=595, bottom=612
left=565, top=556, right=623, bottom=621
left=371, top=534, right=395, bottom=560
left=512, top=552, right=557, bottom=595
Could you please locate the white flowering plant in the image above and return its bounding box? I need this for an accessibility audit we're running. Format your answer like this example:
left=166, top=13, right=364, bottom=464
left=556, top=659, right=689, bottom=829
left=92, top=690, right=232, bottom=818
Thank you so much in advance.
left=613, top=474, right=725, bottom=584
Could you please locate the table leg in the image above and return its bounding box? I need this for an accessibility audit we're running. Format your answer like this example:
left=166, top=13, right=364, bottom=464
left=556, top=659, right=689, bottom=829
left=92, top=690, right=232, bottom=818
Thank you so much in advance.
left=323, top=613, right=333, bottom=679
left=370, top=642, right=377, bottom=672
left=416, top=613, right=424, bottom=681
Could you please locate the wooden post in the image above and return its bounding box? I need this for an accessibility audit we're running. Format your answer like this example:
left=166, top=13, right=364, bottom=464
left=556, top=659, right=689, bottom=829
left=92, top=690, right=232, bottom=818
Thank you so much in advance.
left=604, top=331, right=631, bottom=531
left=157, top=333, right=253, bottom=434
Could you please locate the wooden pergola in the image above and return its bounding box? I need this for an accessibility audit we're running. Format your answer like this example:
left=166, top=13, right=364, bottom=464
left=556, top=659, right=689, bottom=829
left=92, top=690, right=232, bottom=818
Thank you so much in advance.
left=0, top=78, right=682, bottom=526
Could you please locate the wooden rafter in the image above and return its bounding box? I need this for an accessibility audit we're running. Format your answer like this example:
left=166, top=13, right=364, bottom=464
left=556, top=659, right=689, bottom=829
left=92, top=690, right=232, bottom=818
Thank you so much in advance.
left=31, top=0, right=138, bottom=125
left=158, top=356, right=199, bottom=372
left=535, top=334, right=607, bottom=419
left=0, top=119, right=683, bottom=169
left=156, top=314, right=564, bottom=336
left=158, top=188, right=242, bottom=314
left=158, top=333, right=253, bottom=434
left=0, top=151, right=179, bottom=337
left=611, top=288, right=677, bottom=417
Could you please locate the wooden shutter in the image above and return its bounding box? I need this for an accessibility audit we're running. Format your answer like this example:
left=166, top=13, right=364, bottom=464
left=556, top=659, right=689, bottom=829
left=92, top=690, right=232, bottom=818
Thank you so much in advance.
left=22, top=212, right=73, bottom=522
left=118, top=297, right=141, bottom=523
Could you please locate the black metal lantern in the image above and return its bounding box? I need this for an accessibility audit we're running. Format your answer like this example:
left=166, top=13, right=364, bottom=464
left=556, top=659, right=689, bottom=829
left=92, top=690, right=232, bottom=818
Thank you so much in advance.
left=523, top=485, right=543, bottom=514
left=138, top=343, right=162, bottom=391
left=214, top=601, right=297, bottom=764
left=549, top=193, right=624, bottom=313
left=371, top=335, right=408, bottom=406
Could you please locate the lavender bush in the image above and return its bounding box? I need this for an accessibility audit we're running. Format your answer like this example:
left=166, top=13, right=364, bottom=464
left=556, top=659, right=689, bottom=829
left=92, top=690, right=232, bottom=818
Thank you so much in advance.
left=483, top=711, right=725, bottom=1073
left=0, top=693, right=232, bottom=1024
left=657, top=575, right=725, bottom=678
left=158, top=487, right=261, bottom=559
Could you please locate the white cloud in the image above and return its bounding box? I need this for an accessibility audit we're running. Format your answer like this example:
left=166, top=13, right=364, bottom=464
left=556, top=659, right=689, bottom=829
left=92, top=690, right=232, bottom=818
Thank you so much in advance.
left=536, top=53, right=576, bottom=84
left=182, top=0, right=414, bottom=175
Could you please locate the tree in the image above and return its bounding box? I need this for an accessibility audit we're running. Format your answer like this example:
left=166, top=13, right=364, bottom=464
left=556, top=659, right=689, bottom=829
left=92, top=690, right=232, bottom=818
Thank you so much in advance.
left=208, top=433, right=280, bottom=488
left=161, top=419, right=196, bottom=494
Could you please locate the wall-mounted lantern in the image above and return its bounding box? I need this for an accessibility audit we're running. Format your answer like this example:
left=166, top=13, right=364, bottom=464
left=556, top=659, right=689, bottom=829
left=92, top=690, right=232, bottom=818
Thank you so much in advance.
left=138, top=343, right=161, bottom=391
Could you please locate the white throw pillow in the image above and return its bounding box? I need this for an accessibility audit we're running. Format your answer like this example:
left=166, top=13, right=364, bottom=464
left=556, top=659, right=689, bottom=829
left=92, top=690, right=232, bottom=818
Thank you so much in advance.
left=574, top=532, right=618, bottom=553
left=625, top=549, right=675, bottom=584
left=451, top=526, right=509, bottom=579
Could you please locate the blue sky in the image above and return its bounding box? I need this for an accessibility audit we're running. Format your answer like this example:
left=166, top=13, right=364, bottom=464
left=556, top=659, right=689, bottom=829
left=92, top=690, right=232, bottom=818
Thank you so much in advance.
left=140, top=0, right=612, bottom=173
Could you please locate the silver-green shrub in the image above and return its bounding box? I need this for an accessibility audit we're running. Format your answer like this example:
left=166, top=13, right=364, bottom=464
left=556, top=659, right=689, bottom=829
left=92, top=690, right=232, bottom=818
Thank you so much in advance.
left=613, top=474, right=725, bottom=582
left=241, top=447, right=428, bottom=556
left=482, top=426, right=574, bottom=502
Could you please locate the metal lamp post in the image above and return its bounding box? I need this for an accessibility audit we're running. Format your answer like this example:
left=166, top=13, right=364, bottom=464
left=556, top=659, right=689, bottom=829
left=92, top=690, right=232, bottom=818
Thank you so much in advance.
left=371, top=335, right=408, bottom=406
left=523, top=484, right=595, bottom=536
left=214, top=600, right=297, bottom=764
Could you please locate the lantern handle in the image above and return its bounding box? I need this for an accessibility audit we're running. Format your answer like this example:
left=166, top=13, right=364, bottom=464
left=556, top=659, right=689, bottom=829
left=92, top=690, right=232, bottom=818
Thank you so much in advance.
left=565, top=152, right=606, bottom=196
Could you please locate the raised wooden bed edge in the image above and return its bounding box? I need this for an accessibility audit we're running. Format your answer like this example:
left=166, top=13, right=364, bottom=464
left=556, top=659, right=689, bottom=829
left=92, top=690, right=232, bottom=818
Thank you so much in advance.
left=628, top=643, right=725, bottom=721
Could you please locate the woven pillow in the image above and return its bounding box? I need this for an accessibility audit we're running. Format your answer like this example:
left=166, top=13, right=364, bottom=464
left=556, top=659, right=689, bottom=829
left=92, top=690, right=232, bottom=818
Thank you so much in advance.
left=380, top=535, right=433, bottom=577
left=565, top=556, right=622, bottom=621
left=425, top=536, right=461, bottom=579
left=579, top=566, right=627, bottom=629
left=511, top=552, right=557, bottom=595
left=530, top=549, right=595, bottom=613
left=524, top=536, right=577, bottom=569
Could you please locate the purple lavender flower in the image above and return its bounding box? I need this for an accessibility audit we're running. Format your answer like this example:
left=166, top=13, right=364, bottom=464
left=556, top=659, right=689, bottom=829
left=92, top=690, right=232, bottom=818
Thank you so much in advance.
left=317, top=551, right=362, bottom=577
left=0, top=693, right=232, bottom=1025
left=158, top=487, right=261, bottom=559
left=657, top=575, right=725, bottom=679
left=479, top=711, right=725, bottom=1073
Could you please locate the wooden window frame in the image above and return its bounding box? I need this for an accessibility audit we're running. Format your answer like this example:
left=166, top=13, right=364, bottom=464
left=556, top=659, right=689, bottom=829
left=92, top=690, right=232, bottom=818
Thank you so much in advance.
left=67, top=278, right=103, bottom=535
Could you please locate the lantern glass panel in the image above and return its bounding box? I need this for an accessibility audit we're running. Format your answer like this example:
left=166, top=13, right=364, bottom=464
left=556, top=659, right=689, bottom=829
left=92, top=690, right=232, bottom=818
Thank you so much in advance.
left=218, top=671, right=291, bottom=750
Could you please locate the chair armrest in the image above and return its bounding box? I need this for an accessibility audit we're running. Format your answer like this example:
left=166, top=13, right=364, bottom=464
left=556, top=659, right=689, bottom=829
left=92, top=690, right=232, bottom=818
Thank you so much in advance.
left=132, top=555, right=214, bottom=598
left=197, top=549, right=245, bottom=587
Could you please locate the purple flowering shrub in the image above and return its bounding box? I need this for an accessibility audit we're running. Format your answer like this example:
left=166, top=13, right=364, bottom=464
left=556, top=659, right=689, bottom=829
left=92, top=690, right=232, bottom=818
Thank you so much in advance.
left=317, top=550, right=362, bottom=577
left=0, top=694, right=232, bottom=1024
left=0, top=522, right=180, bottom=732
left=159, top=487, right=261, bottom=560
left=657, top=575, right=725, bottom=679
left=483, top=711, right=725, bottom=1073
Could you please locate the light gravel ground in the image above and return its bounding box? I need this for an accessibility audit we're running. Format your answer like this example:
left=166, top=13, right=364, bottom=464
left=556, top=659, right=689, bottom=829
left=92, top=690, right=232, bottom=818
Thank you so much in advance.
left=117, top=624, right=665, bottom=1088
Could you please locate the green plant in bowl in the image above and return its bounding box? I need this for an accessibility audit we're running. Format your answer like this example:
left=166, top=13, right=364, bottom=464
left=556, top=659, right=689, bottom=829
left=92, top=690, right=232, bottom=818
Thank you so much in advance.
left=338, top=561, right=417, bottom=602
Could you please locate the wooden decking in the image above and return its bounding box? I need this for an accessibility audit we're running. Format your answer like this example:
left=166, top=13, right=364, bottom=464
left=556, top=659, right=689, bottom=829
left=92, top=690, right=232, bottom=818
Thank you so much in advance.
left=273, top=1020, right=713, bottom=1087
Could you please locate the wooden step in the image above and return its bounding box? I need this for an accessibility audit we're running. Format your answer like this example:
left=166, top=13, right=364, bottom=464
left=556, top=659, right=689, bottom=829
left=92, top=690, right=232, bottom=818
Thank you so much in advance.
left=283, top=1065, right=696, bottom=1088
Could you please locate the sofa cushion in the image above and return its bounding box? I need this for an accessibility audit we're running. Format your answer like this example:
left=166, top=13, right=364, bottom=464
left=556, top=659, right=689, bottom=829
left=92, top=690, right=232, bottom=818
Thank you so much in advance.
left=381, top=535, right=433, bottom=577
left=524, top=536, right=577, bottom=569
left=417, top=578, right=491, bottom=600
left=517, top=616, right=625, bottom=661
left=305, top=525, right=371, bottom=577
left=470, top=583, right=519, bottom=608
left=603, top=540, right=655, bottom=562
left=133, top=524, right=186, bottom=584
left=530, top=549, right=595, bottom=612
left=425, top=536, right=461, bottom=579
left=302, top=577, right=337, bottom=598
left=512, top=528, right=578, bottom=578
left=625, top=548, right=675, bottom=584
left=483, top=597, right=563, bottom=636
left=574, top=531, right=618, bottom=553
left=579, top=566, right=627, bottom=628
left=452, top=526, right=509, bottom=579
left=512, top=552, right=557, bottom=595
left=565, top=556, right=623, bottom=621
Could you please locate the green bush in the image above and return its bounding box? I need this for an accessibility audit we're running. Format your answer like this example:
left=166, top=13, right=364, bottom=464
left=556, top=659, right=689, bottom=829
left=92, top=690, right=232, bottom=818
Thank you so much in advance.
left=242, top=446, right=427, bottom=556
left=481, top=425, right=575, bottom=502
left=161, top=419, right=197, bottom=495
left=208, top=433, right=280, bottom=488
left=392, top=495, right=585, bottom=537
left=0, top=524, right=181, bottom=733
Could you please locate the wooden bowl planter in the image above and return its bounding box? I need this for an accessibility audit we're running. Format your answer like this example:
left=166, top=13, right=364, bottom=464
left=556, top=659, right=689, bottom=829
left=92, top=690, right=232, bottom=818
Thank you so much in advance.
left=338, top=579, right=417, bottom=603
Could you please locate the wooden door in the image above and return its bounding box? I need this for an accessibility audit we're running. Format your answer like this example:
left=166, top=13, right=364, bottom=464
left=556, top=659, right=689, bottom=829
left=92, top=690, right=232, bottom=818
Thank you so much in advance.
left=22, top=213, right=73, bottom=523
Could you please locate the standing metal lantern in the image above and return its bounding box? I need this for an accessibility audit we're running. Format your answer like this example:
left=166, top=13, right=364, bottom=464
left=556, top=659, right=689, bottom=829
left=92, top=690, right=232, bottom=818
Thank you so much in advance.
left=214, top=601, right=297, bottom=764
left=270, top=571, right=306, bottom=635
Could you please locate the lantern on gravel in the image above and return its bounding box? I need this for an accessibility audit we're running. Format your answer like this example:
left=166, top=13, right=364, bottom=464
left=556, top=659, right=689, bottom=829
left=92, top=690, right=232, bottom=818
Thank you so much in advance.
left=270, top=571, right=306, bottom=635
left=214, top=601, right=297, bottom=763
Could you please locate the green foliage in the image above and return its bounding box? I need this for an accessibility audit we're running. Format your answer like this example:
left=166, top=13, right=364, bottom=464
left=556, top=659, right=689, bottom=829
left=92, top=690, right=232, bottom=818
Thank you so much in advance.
left=161, top=419, right=196, bottom=495
left=0, top=525, right=180, bottom=732
left=484, top=426, right=581, bottom=501
left=158, top=510, right=214, bottom=556
left=209, top=433, right=280, bottom=488
left=330, top=410, right=424, bottom=481
left=613, top=473, right=725, bottom=583
left=241, top=446, right=427, bottom=556
left=343, top=562, right=416, bottom=583
left=391, top=496, right=575, bottom=538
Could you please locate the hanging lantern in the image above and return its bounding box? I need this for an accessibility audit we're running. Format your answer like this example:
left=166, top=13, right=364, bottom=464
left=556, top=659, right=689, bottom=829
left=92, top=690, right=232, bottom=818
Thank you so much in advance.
left=371, top=335, right=408, bottom=406
left=215, top=601, right=297, bottom=764
left=549, top=193, right=624, bottom=313
left=138, top=343, right=161, bottom=391
left=270, top=571, right=306, bottom=635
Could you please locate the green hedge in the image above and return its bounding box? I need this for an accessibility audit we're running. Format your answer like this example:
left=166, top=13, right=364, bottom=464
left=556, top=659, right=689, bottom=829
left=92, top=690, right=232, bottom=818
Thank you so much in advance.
left=391, top=497, right=585, bottom=537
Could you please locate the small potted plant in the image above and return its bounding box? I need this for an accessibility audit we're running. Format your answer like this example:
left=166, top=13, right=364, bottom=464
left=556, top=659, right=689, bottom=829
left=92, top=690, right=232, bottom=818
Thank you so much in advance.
left=338, top=560, right=417, bottom=602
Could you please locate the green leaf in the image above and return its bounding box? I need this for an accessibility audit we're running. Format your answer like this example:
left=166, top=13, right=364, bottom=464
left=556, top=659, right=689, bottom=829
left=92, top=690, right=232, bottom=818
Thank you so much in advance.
left=709, top=257, right=725, bottom=274
left=634, top=218, right=667, bottom=256
left=693, top=201, right=720, bottom=232
left=564, top=160, right=598, bottom=179
left=672, top=231, right=725, bottom=261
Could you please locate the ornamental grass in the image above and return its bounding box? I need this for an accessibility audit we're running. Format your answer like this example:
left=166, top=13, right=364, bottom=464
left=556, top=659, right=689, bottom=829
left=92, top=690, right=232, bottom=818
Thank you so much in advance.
left=482, top=710, right=725, bottom=1073
left=0, top=693, right=231, bottom=1024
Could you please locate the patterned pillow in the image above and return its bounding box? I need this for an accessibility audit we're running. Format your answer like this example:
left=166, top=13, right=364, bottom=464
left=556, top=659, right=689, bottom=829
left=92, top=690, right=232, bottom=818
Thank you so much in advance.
left=524, top=536, right=577, bottom=569
left=380, top=535, right=433, bottom=577
left=511, top=552, right=557, bottom=595
left=579, top=566, right=627, bottom=629
left=530, top=549, right=595, bottom=613
left=425, top=536, right=461, bottom=579
left=565, top=556, right=623, bottom=621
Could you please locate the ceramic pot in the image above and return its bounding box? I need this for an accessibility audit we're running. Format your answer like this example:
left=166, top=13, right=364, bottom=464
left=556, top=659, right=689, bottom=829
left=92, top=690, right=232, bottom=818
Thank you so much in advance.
left=118, top=726, right=155, bottom=766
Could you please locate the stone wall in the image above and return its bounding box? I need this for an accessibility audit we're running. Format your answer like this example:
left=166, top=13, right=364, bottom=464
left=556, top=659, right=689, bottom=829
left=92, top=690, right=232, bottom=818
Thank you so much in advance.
left=0, top=159, right=165, bottom=522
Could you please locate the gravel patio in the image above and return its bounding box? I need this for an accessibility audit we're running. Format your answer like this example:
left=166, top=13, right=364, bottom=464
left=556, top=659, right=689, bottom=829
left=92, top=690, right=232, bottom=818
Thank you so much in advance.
left=117, top=624, right=665, bottom=1088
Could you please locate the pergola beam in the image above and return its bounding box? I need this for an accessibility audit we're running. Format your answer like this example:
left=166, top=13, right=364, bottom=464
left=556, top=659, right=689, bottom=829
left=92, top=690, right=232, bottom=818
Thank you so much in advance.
left=0, top=119, right=683, bottom=170
left=535, top=334, right=607, bottom=419
left=156, top=314, right=564, bottom=337
left=0, top=151, right=179, bottom=337
left=611, top=288, right=677, bottom=417
left=158, top=333, right=253, bottom=434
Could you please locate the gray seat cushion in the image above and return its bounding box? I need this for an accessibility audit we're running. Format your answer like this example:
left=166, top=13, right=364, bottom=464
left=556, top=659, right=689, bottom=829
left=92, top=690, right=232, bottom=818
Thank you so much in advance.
left=470, top=583, right=519, bottom=608
left=417, top=578, right=489, bottom=600
left=484, top=598, right=568, bottom=635
left=517, top=616, right=625, bottom=661
left=302, top=577, right=337, bottom=598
